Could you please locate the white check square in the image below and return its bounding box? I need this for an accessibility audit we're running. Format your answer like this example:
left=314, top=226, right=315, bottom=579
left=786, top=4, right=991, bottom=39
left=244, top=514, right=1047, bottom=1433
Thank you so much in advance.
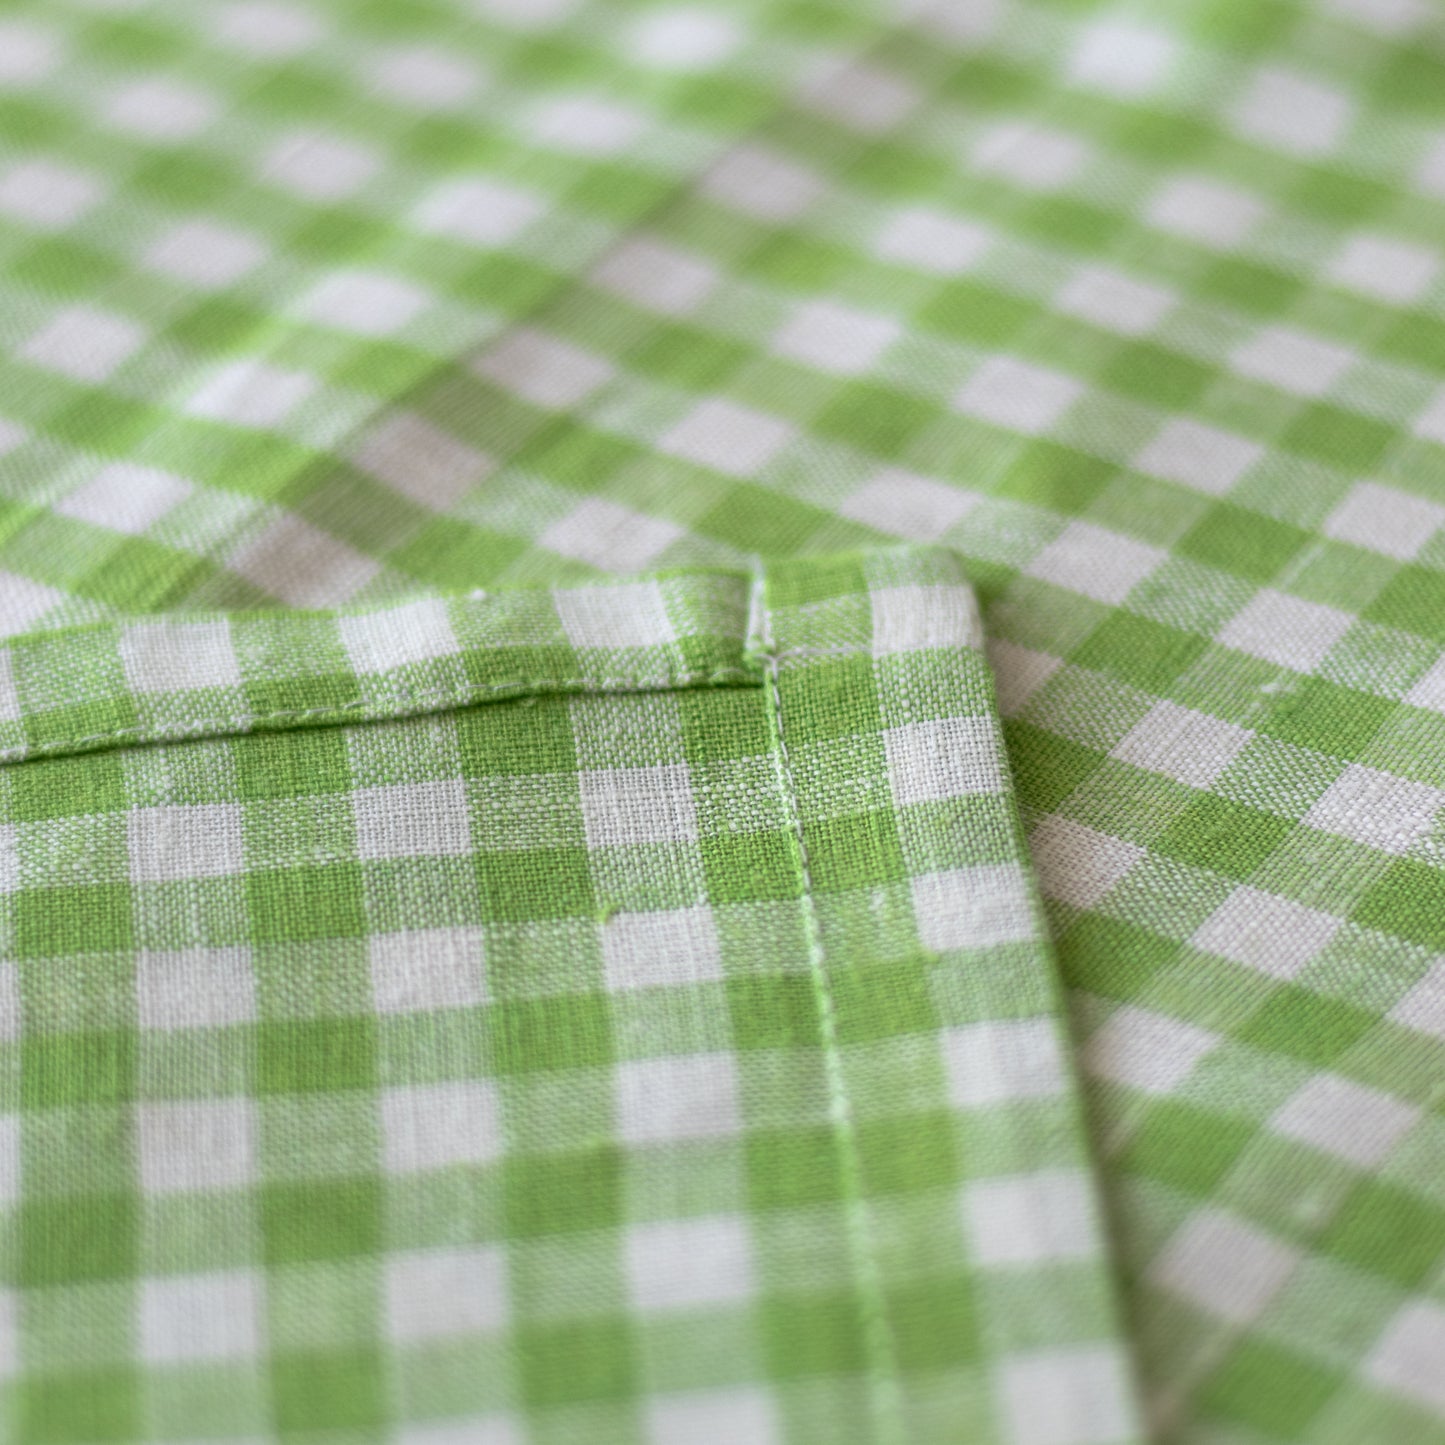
left=1110, top=701, right=1252, bottom=788
left=295, top=269, right=429, bottom=336
left=413, top=177, right=544, bottom=247
left=1029, top=816, right=1144, bottom=909
left=20, top=306, right=143, bottom=382
left=369, top=928, right=488, bottom=1013
left=964, top=1170, right=1099, bottom=1265
left=58, top=464, right=191, bottom=535
left=885, top=715, right=1006, bottom=804
left=556, top=580, right=675, bottom=649
left=354, top=778, right=471, bottom=860
left=1146, top=175, right=1265, bottom=249
left=1231, top=66, right=1352, bottom=158
left=659, top=398, right=795, bottom=476
left=1025, top=521, right=1165, bottom=604
left=1322, top=481, right=1445, bottom=562
left=1217, top=589, right=1353, bottom=671
left=972, top=122, right=1089, bottom=191
left=1133, top=417, right=1261, bottom=495
left=1367, top=1302, right=1445, bottom=1416
left=229, top=516, right=379, bottom=607
left=589, top=237, right=718, bottom=315
left=602, top=906, right=723, bottom=991
left=616, top=1052, right=741, bottom=1144
left=387, top=1247, right=508, bottom=1339
left=840, top=470, right=979, bottom=541
left=997, top=1346, right=1134, bottom=1445
left=1229, top=325, right=1354, bottom=398
left=871, top=584, right=983, bottom=654
left=873, top=207, right=992, bottom=274
left=1304, top=764, right=1444, bottom=856
left=352, top=413, right=493, bottom=510
left=647, top=1389, right=779, bottom=1445
left=381, top=1080, right=502, bottom=1173
left=626, top=1216, right=755, bottom=1311
left=700, top=145, right=825, bottom=222
left=140, top=1272, right=262, bottom=1362
left=542, top=498, right=683, bottom=572
left=1055, top=265, right=1174, bottom=336
left=941, top=1018, right=1067, bottom=1107
left=772, top=298, right=900, bottom=375
left=187, top=360, right=316, bottom=429
left=580, top=764, right=698, bottom=847
left=143, top=219, right=267, bottom=290
left=1269, top=1073, right=1419, bottom=1168
left=339, top=598, right=460, bottom=674
left=138, top=1098, right=256, bottom=1194
left=912, top=865, right=1037, bottom=950
left=128, top=803, right=245, bottom=883
left=1150, top=1208, right=1299, bottom=1324
left=119, top=619, right=241, bottom=693
left=1191, top=887, right=1340, bottom=980
left=955, top=357, right=1081, bottom=435
left=136, top=947, right=257, bottom=1030
left=473, top=328, right=614, bottom=409
left=1083, top=1006, right=1219, bottom=1094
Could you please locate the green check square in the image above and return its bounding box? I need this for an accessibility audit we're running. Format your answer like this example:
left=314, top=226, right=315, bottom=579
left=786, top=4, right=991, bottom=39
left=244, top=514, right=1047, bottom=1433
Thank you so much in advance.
left=256, top=1016, right=379, bottom=1095
left=19, top=1369, right=140, bottom=1445
left=13, top=885, right=134, bottom=960
left=1239, top=987, right=1376, bottom=1065
left=517, top=1319, right=637, bottom=1407
left=504, top=1148, right=623, bottom=1237
left=1178, top=503, right=1309, bottom=583
left=747, top=1125, right=845, bottom=1209
left=805, top=811, right=906, bottom=892
left=8, top=752, right=126, bottom=821
left=701, top=829, right=799, bottom=903
left=1199, top=1340, right=1336, bottom=1440
left=1323, top=1179, right=1445, bottom=1288
left=487, top=994, right=613, bottom=1074
left=22, top=1030, right=136, bottom=1108
left=20, top=1194, right=138, bottom=1287
left=458, top=698, right=578, bottom=777
left=234, top=728, right=355, bottom=799
left=1355, top=859, right=1445, bottom=948
left=476, top=847, right=594, bottom=921
left=262, top=1178, right=384, bottom=1264
left=1158, top=795, right=1291, bottom=879
left=762, top=1292, right=870, bottom=1379
left=1263, top=678, right=1392, bottom=758
left=272, top=1351, right=388, bottom=1431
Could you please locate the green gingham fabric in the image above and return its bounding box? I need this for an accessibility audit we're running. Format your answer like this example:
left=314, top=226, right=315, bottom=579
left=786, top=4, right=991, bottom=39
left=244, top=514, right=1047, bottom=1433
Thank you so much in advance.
left=0, top=548, right=1140, bottom=1443
left=2, top=0, right=1445, bottom=1439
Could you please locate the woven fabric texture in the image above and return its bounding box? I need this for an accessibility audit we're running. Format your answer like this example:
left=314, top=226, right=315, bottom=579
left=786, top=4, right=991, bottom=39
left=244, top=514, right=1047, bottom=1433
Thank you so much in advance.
left=1, top=548, right=1140, bottom=1444
left=2, top=0, right=1445, bottom=1440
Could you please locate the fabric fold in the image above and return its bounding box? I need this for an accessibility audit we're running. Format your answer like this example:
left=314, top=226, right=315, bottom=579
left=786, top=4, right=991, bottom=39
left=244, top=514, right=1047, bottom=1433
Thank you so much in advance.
left=1, top=546, right=1140, bottom=1444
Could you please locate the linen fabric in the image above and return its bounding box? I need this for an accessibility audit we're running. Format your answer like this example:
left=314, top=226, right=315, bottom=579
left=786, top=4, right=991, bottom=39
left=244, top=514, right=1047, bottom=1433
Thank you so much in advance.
left=0, top=0, right=1444, bottom=1440
left=1, top=549, right=1137, bottom=1442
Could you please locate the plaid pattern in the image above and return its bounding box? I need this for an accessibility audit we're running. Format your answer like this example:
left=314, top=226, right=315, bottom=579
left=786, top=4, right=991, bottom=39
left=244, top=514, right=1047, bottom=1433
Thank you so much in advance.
left=2, top=0, right=1445, bottom=1438
left=0, top=572, right=754, bottom=764
left=0, top=547, right=1140, bottom=1443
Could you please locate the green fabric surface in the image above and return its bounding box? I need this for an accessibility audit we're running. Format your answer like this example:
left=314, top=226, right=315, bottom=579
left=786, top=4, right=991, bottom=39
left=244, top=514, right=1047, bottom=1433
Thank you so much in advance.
left=0, top=0, right=1444, bottom=1439
left=0, top=549, right=1138, bottom=1443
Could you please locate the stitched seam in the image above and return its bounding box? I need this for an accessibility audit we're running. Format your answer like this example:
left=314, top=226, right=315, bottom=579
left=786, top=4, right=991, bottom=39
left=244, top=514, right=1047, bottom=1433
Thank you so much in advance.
left=754, top=567, right=905, bottom=1445
left=0, top=665, right=762, bottom=766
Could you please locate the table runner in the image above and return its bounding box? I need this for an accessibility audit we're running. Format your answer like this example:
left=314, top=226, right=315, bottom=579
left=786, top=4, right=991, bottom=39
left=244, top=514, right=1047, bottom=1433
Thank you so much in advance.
left=2, top=0, right=1445, bottom=1439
